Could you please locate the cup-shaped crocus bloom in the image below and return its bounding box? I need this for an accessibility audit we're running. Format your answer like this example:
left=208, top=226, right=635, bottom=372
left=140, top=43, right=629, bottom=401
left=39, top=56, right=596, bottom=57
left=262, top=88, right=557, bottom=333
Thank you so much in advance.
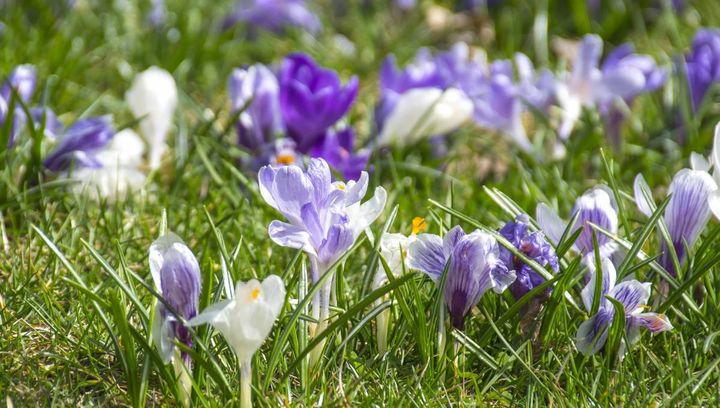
left=68, top=129, right=147, bottom=201
left=126, top=66, right=178, bottom=169
left=43, top=116, right=115, bottom=172
left=309, top=127, right=369, bottom=181
left=498, top=214, right=559, bottom=300
left=556, top=35, right=650, bottom=140
left=279, top=53, right=358, bottom=152
left=1, top=64, right=37, bottom=147
left=375, top=50, right=445, bottom=132
left=149, top=232, right=201, bottom=364
left=634, top=169, right=717, bottom=277
left=221, top=0, right=321, bottom=34
left=260, top=158, right=386, bottom=273
left=407, top=226, right=515, bottom=330
left=378, top=87, right=473, bottom=146
left=576, top=257, right=672, bottom=356
left=685, top=29, right=720, bottom=112
left=537, top=186, right=619, bottom=258
left=689, top=122, right=720, bottom=221
left=229, top=64, right=283, bottom=152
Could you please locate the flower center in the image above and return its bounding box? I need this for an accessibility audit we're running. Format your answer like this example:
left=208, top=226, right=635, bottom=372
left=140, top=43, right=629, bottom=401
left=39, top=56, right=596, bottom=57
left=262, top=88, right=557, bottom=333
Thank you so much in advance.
left=276, top=153, right=295, bottom=165
left=251, top=287, right=261, bottom=300
left=337, top=182, right=346, bottom=191
left=412, top=217, right=427, bottom=235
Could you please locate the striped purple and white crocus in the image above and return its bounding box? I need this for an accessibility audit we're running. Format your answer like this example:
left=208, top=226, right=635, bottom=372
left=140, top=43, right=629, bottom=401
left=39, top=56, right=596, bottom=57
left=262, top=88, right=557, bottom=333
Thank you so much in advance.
left=406, top=226, right=515, bottom=330
left=259, top=157, right=386, bottom=361
left=577, top=257, right=672, bottom=357
left=634, top=169, right=717, bottom=278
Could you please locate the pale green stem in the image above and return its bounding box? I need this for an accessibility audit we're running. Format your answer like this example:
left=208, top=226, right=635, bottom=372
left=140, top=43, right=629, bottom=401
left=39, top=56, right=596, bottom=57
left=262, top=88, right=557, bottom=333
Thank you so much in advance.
left=240, top=358, right=252, bottom=408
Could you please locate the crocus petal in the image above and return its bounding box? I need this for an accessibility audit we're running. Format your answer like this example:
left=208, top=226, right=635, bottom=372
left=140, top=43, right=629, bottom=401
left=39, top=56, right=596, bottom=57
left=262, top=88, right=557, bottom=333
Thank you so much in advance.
left=187, top=299, right=234, bottom=326
left=258, top=165, right=314, bottom=225
left=268, top=220, right=317, bottom=256
left=576, top=310, right=611, bottom=355
left=536, top=203, right=566, bottom=246
left=690, top=152, right=711, bottom=172
left=152, top=306, right=176, bottom=363
left=709, top=190, right=720, bottom=221
left=609, top=280, right=651, bottom=312
left=633, top=173, right=655, bottom=218
left=573, top=35, right=603, bottom=84
left=442, top=225, right=466, bottom=258
left=631, top=312, right=673, bottom=334
left=406, top=234, right=446, bottom=281
left=665, top=169, right=717, bottom=251
left=571, top=187, right=619, bottom=256
left=581, top=257, right=617, bottom=312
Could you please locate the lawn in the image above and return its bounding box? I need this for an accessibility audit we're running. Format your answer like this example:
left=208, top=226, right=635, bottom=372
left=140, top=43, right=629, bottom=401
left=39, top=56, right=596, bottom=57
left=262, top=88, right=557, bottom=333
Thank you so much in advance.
left=2, top=0, right=720, bottom=406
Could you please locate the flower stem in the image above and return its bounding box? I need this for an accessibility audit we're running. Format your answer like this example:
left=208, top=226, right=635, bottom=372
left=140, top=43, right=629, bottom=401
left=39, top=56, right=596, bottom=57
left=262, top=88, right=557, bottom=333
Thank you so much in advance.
left=240, top=358, right=252, bottom=408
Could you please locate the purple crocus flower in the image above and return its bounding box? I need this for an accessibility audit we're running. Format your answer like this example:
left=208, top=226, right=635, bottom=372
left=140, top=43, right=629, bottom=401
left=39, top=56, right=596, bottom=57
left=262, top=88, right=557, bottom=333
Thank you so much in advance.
left=577, top=257, right=672, bottom=356
left=310, top=127, right=369, bottom=181
left=279, top=53, right=359, bottom=152
left=376, top=50, right=445, bottom=132
left=148, top=0, right=167, bottom=27
left=407, top=226, right=516, bottom=329
left=600, top=43, right=666, bottom=145
left=149, top=232, right=202, bottom=365
left=229, top=64, right=283, bottom=152
left=1, top=65, right=37, bottom=147
left=498, top=214, right=559, bottom=300
left=685, top=29, right=720, bottom=112
left=43, top=116, right=115, bottom=172
left=556, top=35, right=655, bottom=140
left=259, top=158, right=386, bottom=329
left=634, top=170, right=717, bottom=277
left=537, top=186, right=619, bottom=259
left=222, top=0, right=321, bottom=34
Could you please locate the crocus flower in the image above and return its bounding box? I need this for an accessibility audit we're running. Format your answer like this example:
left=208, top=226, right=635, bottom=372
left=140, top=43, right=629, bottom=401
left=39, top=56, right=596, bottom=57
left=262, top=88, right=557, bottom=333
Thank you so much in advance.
left=376, top=50, right=445, bottom=132
left=377, top=87, right=474, bottom=146
left=43, top=116, right=115, bottom=172
left=149, top=232, right=201, bottom=365
left=394, top=0, right=415, bottom=9
left=259, top=158, right=386, bottom=361
left=148, top=0, right=167, bottom=27
left=67, top=129, right=147, bottom=201
left=229, top=64, right=283, bottom=152
left=498, top=214, right=559, bottom=300
left=634, top=169, right=717, bottom=277
left=407, top=226, right=515, bottom=330
left=556, top=35, right=651, bottom=140
left=1, top=64, right=37, bottom=147
left=576, top=257, right=672, bottom=357
left=599, top=43, right=666, bottom=145
left=537, top=186, right=619, bottom=259
left=126, top=66, right=178, bottom=169
left=309, top=127, right=369, bottom=181
left=685, top=29, right=720, bottom=112
left=189, top=275, right=285, bottom=408
left=221, top=0, right=321, bottom=34
left=279, top=53, right=358, bottom=152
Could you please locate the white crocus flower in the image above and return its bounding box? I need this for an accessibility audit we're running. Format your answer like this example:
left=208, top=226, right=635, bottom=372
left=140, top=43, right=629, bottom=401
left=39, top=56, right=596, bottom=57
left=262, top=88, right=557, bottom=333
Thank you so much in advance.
left=69, top=129, right=147, bottom=201
left=378, top=87, right=473, bottom=146
left=126, top=66, right=178, bottom=169
left=189, top=275, right=285, bottom=408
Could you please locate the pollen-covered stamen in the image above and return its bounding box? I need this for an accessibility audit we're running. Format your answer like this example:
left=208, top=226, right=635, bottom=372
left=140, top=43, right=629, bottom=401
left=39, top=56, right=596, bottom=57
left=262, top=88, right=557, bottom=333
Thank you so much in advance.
left=251, top=287, right=261, bottom=300
left=336, top=182, right=346, bottom=191
left=412, top=217, right=427, bottom=235
left=275, top=153, right=295, bottom=165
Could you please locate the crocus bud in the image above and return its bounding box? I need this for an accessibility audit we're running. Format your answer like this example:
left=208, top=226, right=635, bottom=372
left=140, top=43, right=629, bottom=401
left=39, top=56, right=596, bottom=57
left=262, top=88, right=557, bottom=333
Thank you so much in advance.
left=229, top=64, right=283, bottom=152
left=1, top=64, right=37, bottom=104
left=149, top=232, right=202, bottom=364
left=378, top=87, right=473, bottom=146
left=126, top=66, right=178, bottom=169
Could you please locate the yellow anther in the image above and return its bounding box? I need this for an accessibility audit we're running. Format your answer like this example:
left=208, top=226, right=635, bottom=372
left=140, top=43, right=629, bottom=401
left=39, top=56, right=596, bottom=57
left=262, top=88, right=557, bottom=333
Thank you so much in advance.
left=337, top=182, right=346, bottom=191
left=412, top=217, right=427, bottom=235
left=276, top=153, right=295, bottom=165
left=251, top=287, right=261, bottom=300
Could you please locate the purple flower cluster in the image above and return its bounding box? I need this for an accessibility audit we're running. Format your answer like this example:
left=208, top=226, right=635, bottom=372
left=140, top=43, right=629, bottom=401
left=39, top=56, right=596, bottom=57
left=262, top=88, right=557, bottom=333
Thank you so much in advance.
left=685, top=29, right=720, bottom=112
left=498, top=214, right=559, bottom=300
left=229, top=54, right=368, bottom=180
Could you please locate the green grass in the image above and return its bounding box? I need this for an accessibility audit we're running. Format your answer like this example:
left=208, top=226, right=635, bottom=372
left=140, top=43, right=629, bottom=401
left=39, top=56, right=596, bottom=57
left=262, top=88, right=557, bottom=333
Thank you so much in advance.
left=3, top=0, right=720, bottom=406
